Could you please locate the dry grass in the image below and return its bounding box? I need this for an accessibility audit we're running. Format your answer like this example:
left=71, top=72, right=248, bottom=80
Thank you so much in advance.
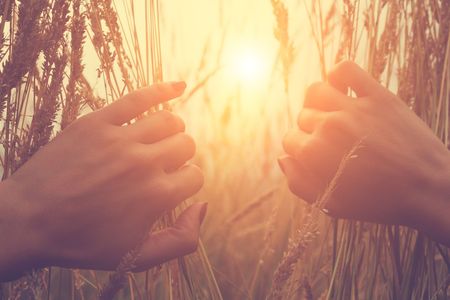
left=0, top=0, right=449, bottom=299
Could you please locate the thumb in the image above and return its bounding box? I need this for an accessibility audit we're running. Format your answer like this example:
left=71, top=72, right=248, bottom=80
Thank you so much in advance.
left=134, top=202, right=208, bottom=272
left=327, top=61, right=381, bottom=97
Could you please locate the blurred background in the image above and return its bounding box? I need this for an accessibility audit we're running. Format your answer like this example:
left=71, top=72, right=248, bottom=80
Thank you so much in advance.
left=1, top=0, right=449, bottom=299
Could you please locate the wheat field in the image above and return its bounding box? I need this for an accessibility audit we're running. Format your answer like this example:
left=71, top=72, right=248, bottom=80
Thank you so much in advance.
left=0, top=0, right=449, bottom=299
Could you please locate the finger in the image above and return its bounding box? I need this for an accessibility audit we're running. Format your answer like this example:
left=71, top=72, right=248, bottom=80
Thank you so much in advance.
left=163, top=165, right=204, bottom=210
left=126, top=110, right=185, bottom=144
left=96, top=82, right=186, bottom=125
left=297, top=108, right=327, bottom=133
left=283, top=129, right=312, bottom=159
left=327, top=61, right=381, bottom=97
left=304, top=82, right=349, bottom=111
left=134, top=202, right=208, bottom=272
left=283, top=129, right=339, bottom=180
left=148, top=133, right=196, bottom=171
left=278, top=156, right=322, bottom=204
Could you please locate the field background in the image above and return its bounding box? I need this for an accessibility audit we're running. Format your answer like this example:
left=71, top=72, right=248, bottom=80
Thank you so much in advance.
left=0, top=0, right=449, bottom=299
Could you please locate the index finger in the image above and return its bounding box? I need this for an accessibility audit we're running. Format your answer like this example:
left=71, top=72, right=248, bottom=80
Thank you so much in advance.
left=96, top=81, right=186, bottom=125
left=327, top=61, right=381, bottom=97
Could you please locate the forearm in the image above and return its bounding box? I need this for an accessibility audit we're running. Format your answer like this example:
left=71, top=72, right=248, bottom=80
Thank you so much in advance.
left=0, top=180, right=38, bottom=281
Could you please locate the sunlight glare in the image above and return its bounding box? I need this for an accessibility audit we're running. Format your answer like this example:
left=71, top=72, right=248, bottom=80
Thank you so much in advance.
left=225, top=44, right=271, bottom=86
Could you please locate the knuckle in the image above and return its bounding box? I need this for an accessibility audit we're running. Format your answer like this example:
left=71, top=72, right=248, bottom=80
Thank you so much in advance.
left=74, top=116, right=121, bottom=145
left=178, top=133, right=196, bottom=154
left=152, top=178, right=175, bottom=199
left=297, top=109, right=322, bottom=132
left=304, top=82, right=325, bottom=107
left=295, top=140, right=314, bottom=160
left=320, top=113, right=342, bottom=133
left=159, top=110, right=185, bottom=131
left=69, top=114, right=97, bottom=132
left=126, top=88, right=148, bottom=104
left=148, top=176, right=175, bottom=200
left=156, top=109, right=172, bottom=120
left=147, top=83, right=171, bottom=98
left=349, top=102, right=372, bottom=124
left=74, top=113, right=92, bottom=125
left=354, top=99, right=375, bottom=115
left=102, top=127, right=122, bottom=145
left=126, top=146, right=144, bottom=165
left=334, top=60, right=356, bottom=74
left=153, top=82, right=166, bottom=93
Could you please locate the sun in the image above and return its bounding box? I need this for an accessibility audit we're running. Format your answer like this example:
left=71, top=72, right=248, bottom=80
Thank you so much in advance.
left=225, top=43, right=271, bottom=86
left=233, top=50, right=267, bottom=83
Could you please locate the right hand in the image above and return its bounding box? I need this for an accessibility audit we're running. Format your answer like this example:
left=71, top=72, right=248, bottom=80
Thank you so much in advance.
left=1, top=82, right=206, bottom=280
left=279, top=62, right=450, bottom=245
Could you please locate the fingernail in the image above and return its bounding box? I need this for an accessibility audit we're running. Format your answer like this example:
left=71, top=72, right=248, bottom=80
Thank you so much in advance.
left=278, top=158, right=287, bottom=174
left=171, top=81, right=186, bottom=92
left=199, top=202, right=208, bottom=224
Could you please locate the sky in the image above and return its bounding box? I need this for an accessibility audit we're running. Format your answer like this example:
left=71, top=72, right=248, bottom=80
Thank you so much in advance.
left=82, top=0, right=336, bottom=155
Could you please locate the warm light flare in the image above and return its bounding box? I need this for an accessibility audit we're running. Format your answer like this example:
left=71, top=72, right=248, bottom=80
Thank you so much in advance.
left=234, top=51, right=266, bottom=82
left=225, top=43, right=271, bottom=86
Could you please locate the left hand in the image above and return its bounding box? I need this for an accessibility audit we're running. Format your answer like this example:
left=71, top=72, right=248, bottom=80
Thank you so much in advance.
left=0, top=82, right=207, bottom=281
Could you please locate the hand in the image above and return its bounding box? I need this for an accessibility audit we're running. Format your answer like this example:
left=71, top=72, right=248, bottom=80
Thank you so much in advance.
left=279, top=61, right=450, bottom=245
left=0, top=82, right=207, bottom=281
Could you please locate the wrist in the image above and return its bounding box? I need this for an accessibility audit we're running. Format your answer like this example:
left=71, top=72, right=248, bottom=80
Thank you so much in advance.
left=0, top=179, right=42, bottom=281
left=409, top=151, right=450, bottom=246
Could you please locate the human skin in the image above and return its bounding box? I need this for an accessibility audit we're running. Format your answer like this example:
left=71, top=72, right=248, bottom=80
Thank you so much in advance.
left=279, top=61, right=450, bottom=247
left=0, top=82, right=207, bottom=281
